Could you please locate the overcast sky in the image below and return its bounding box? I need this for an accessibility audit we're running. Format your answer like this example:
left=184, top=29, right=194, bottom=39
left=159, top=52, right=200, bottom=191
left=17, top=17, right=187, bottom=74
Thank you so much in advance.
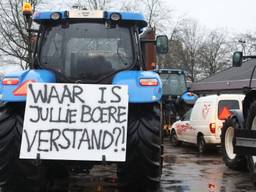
left=40, top=0, right=256, bottom=34
left=166, top=0, right=256, bottom=33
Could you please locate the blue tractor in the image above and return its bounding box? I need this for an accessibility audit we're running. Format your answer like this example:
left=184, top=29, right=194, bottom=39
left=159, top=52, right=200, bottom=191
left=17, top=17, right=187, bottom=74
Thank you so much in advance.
left=0, top=4, right=168, bottom=192
left=155, top=69, right=198, bottom=135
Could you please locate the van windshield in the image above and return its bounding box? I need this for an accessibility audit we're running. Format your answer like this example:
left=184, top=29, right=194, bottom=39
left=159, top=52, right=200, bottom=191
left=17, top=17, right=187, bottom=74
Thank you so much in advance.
left=183, top=108, right=192, bottom=121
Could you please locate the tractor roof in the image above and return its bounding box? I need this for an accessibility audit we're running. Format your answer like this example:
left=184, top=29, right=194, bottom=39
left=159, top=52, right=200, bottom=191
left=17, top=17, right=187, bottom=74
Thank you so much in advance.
left=33, top=10, right=147, bottom=28
left=154, top=68, right=186, bottom=75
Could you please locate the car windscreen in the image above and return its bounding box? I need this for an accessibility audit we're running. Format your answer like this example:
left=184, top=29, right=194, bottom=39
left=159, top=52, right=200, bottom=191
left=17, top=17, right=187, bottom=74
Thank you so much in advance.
left=183, top=108, right=192, bottom=121
left=39, top=22, right=134, bottom=81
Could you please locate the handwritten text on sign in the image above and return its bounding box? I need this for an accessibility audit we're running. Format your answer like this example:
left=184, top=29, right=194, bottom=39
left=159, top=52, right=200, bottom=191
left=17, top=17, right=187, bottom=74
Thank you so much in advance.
left=19, top=83, right=128, bottom=162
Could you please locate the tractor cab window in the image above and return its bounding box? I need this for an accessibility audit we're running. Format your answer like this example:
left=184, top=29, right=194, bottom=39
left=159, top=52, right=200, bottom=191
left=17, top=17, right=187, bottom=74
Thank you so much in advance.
left=39, top=22, right=134, bottom=81
left=160, top=73, right=187, bottom=96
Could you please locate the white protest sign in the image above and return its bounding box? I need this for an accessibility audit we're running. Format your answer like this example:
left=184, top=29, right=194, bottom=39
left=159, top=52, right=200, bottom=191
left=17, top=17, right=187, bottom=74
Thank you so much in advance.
left=20, top=83, right=128, bottom=162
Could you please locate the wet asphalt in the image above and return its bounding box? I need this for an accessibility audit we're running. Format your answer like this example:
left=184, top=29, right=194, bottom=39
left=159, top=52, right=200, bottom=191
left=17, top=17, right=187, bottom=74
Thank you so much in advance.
left=1, top=138, right=256, bottom=192
left=160, top=140, right=255, bottom=192
left=68, top=138, right=256, bottom=192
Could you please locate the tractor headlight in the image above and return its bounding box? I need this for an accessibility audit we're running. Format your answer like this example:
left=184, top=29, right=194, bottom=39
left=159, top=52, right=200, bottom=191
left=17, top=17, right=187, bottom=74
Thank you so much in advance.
left=110, top=13, right=121, bottom=21
left=51, top=12, right=61, bottom=21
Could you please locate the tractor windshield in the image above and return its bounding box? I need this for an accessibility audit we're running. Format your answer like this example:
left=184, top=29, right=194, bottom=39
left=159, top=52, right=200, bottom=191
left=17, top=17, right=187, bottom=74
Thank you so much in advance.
left=39, top=22, right=134, bottom=81
left=160, top=73, right=187, bottom=96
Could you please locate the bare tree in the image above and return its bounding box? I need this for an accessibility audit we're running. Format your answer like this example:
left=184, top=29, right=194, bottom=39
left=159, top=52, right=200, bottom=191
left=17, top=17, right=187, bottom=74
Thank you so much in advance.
left=73, top=0, right=111, bottom=10
left=119, top=0, right=173, bottom=31
left=144, top=0, right=161, bottom=27
left=198, top=30, right=230, bottom=78
left=0, top=0, right=40, bottom=69
left=118, top=1, right=138, bottom=12
left=230, top=32, right=256, bottom=55
left=73, top=0, right=176, bottom=37
left=158, top=38, right=184, bottom=69
left=157, top=15, right=188, bottom=69
left=176, top=19, right=205, bottom=82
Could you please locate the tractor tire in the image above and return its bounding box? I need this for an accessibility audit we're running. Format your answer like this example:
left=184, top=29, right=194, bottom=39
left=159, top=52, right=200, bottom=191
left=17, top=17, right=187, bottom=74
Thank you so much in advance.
left=170, top=130, right=182, bottom=146
left=0, top=103, right=47, bottom=192
left=221, top=117, right=247, bottom=171
left=117, top=103, right=162, bottom=192
left=245, top=101, right=256, bottom=179
left=197, top=135, right=206, bottom=154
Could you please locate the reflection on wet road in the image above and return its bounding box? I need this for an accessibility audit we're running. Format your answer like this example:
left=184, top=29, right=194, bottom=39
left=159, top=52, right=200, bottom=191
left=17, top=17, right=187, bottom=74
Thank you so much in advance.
left=70, top=138, right=256, bottom=192
left=1, top=139, right=255, bottom=192
left=70, top=139, right=256, bottom=192
left=161, top=140, right=255, bottom=192
left=69, top=164, right=118, bottom=192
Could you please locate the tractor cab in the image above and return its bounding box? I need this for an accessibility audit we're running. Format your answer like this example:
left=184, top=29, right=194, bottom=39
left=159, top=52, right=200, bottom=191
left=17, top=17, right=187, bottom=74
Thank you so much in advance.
left=155, top=69, right=198, bottom=132
left=0, top=9, right=168, bottom=102
left=32, top=10, right=167, bottom=83
left=33, top=11, right=146, bottom=83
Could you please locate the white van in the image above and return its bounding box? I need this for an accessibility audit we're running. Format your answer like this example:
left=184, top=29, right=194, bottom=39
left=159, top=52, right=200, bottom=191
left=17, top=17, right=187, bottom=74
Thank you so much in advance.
left=170, top=94, right=244, bottom=153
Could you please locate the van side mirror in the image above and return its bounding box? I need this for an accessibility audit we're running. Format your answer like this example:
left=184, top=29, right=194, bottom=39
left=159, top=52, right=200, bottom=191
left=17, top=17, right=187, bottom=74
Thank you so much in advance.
left=232, top=51, right=243, bottom=67
left=156, top=35, right=168, bottom=54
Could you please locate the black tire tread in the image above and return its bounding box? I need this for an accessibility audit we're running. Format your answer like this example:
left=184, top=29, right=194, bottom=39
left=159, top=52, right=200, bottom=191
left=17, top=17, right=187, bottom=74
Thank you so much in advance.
left=0, top=103, right=47, bottom=192
left=170, top=129, right=182, bottom=146
left=245, top=101, right=256, bottom=174
left=221, top=117, right=247, bottom=171
left=117, top=103, right=161, bottom=192
left=198, top=135, right=206, bottom=154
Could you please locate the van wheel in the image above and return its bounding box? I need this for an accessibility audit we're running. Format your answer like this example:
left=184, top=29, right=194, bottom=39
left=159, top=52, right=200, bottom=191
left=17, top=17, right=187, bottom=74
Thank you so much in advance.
left=198, top=136, right=206, bottom=154
left=221, top=117, right=247, bottom=170
left=170, top=130, right=181, bottom=146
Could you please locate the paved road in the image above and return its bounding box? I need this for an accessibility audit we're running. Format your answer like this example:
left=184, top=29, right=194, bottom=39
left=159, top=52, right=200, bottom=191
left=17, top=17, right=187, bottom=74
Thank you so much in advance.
left=68, top=138, right=256, bottom=192
left=1, top=138, right=255, bottom=192
left=161, top=140, right=255, bottom=192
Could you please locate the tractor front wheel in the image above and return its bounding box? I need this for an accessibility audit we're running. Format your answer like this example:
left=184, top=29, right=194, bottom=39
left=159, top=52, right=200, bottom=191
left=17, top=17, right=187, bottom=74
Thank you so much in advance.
left=221, top=117, right=247, bottom=170
left=245, top=101, right=256, bottom=181
left=0, top=103, right=47, bottom=192
left=117, top=103, right=162, bottom=192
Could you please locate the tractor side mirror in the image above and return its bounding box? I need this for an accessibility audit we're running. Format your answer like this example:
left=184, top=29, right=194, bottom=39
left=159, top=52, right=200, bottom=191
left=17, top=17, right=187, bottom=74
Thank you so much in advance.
left=156, top=35, right=168, bottom=54
left=232, top=51, right=243, bottom=67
